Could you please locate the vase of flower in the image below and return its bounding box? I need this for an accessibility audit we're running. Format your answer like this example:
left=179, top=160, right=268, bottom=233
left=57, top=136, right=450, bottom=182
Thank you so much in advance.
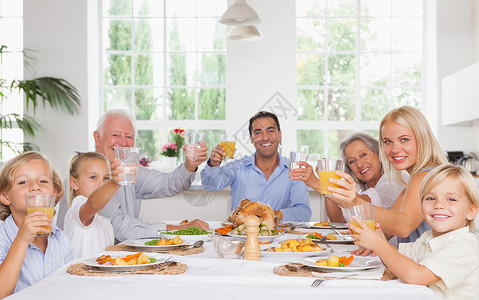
left=160, top=128, right=185, bottom=168
left=161, top=156, right=178, bottom=169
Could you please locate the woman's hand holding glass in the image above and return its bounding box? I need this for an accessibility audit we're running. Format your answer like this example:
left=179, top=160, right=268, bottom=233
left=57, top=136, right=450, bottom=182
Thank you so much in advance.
left=324, top=170, right=361, bottom=208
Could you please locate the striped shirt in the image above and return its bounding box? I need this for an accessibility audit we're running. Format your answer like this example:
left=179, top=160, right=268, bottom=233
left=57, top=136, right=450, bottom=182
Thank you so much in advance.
left=0, top=215, right=72, bottom=293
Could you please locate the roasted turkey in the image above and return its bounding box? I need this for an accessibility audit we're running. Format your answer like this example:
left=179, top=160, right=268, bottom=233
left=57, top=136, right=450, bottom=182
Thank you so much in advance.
left=228, top=199, right=283, bottom=229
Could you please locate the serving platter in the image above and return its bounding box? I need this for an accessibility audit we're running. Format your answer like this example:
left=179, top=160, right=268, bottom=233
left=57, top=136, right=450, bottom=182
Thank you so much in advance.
left=83, top=252, right=164, bottom=272
left=301, top=256, right=383, bottom=272
left=123, top=239, right=193, bottom=251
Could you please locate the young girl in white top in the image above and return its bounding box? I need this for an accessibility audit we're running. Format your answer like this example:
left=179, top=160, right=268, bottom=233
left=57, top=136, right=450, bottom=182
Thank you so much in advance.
left=350, top=164, right=479, bottom=300
left=64, top=152, right=121, bottom=258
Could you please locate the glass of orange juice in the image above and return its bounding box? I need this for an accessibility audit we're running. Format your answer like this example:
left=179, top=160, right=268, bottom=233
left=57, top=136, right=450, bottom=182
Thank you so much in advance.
left=25, top=194, right=56, bottom=236
left=344, top=203, right=375, bottom=234
left=317, top=158, right=344, bottom=196
left=220, top=134, right=236, bottom=161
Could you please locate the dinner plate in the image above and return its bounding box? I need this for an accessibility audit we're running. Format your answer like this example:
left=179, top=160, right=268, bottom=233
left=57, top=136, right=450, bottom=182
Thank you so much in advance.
left=160, top=231, right=213, bottom=242
left=123, top=239, right=193, bottom=251
left=227, top=232, right=283, bottom=242
left=301, top=222, right=349, bottom=230
left=306, top=234, right=355, bottom=245
left=261, top=247, right=328, bottom=258
left=301, top=256, right=383, bottom=272
left=83, top=252, right=164, bottom=272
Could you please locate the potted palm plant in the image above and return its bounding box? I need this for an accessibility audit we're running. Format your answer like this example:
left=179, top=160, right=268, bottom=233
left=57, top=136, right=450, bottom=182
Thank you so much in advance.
left=0, top=45, right=81, bottom=159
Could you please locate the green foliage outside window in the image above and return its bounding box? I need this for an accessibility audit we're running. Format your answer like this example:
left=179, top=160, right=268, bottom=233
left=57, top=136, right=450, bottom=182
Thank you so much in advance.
left=103, top=0, right=226, bottom=160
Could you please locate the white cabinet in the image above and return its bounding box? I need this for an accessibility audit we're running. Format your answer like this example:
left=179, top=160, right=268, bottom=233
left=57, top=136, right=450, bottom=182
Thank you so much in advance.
left=441, top=62, right=479, bottom=125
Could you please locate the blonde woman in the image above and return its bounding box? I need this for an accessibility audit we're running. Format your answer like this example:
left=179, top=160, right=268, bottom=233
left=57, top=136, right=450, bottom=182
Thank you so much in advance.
left=333, top=106, right=448, bottom=243
left=294, top=106, right=448, bottom=246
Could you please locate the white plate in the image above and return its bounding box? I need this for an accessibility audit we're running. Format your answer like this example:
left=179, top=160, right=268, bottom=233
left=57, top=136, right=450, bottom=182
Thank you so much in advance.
left=301, top=256, right=383, bottom=272
left=83, top=252, right=164, bottom=272
left=261, top=247, right=328, bottom=258
left=305, top=234, right=355, bottom=244
left=160, top=231, right=213, bottom=242
left=301, top=222, right=349, bottom=230
left=123, top=239, right=193, bottom=251
left=227, top=232, right=283, bottom=243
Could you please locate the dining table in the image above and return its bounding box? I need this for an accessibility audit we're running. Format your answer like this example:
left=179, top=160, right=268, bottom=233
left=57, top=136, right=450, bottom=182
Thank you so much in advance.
left=6, top=222, right=439, bottom=300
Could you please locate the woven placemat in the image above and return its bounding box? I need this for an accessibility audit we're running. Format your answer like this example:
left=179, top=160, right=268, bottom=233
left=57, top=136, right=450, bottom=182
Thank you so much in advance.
left=105, top=244, right=204, bottom=255
left=273, top=264, right=398, bottom=281
left=67, top=261, right=188, bottom=276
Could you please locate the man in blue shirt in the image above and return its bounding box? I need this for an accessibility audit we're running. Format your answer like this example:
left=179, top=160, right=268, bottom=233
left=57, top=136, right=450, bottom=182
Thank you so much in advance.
left=201, top=111, right=312, bottom=222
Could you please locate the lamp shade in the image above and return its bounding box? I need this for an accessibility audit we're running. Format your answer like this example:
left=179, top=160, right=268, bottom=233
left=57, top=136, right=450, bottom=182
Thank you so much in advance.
left=219, top=0, right=261, bottom=26
left=227, top=25, right=263, bottom=41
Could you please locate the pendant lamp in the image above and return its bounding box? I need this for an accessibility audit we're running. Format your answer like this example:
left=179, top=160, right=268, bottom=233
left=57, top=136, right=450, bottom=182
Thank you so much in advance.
left=219, top=0, right=261, bottom=26
left=227, top=25, right=263, bottom=41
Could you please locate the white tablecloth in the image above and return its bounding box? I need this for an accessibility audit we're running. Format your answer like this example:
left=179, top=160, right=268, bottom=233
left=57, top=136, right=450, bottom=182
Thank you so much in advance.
left=6, top=224, right=439, bottom=300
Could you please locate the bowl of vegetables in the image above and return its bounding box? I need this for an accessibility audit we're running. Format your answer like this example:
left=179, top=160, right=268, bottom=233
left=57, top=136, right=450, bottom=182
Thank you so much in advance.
left=160, top=226, right=213, bottom=242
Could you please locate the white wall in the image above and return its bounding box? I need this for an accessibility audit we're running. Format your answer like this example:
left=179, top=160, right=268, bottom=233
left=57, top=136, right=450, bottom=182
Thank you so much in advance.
left=23, top=0, right=98, bottom=178
left=436, top=0, right=478, bottom=155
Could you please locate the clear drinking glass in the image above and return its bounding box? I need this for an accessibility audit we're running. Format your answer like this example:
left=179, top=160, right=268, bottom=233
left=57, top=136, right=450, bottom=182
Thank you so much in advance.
left=25, top=194, right=56, bottom=236
left=220, top=134, right=236, bottom=161
left=114, top=147, right=140, bottom=185
left=317, top=158, right=344, bottom=196
left=185, top=130, right=204, bottom=160
left=343, top=203, right=375, bottom=234
left=289, top=151, right=309, bottom=178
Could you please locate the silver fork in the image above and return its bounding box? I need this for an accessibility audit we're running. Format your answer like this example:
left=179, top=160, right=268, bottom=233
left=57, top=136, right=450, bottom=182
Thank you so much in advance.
left=320, top=236, right=334, bottom=253
left=311, top=273, right=358, bottom=287
left=311, top=278, right=324, bottom=287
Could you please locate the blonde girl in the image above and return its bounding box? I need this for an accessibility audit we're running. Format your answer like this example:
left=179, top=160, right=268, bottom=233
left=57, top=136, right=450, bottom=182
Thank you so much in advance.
left=63, top=152, right=121, bottom=259
left=350, top=164, right=479, bottom=299
left=0, top=152, right=72, bottom=297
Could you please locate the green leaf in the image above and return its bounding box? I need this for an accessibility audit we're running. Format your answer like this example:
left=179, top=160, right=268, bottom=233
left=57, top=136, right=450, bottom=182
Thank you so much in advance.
left=14, top=77, right=81, bottom=115
left=0, top=113, right=42, bottom=137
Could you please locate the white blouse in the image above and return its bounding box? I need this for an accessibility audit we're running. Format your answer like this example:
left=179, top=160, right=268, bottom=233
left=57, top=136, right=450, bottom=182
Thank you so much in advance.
left=64, top=195, right=115, bottom=259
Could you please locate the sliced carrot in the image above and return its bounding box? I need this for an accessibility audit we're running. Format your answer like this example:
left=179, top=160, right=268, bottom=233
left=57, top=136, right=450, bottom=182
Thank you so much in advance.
left=342, top=255, right=354, bottom=266
left=124, top=252, right=142, bottom=262
left=259, top=241, right=270, bottom=245
left=338, top=256, right=347, bottom=262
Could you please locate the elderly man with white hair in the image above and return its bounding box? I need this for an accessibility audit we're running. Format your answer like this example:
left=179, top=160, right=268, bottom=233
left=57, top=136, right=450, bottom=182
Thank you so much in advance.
left=57, top=109, right=209, bottom=242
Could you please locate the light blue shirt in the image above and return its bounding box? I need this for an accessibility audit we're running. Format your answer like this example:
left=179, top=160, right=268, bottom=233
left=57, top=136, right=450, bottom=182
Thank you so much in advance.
left=201, top=153, right=312, bottom=222
left=0, top=215, right=72, bottom=293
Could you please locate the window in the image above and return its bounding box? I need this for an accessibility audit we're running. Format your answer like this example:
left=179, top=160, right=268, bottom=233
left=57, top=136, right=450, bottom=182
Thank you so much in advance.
left=101, top=0, right=227, bottom=160
left=0, top=0, right=23, bottom=162
left=296, top=0, right=423, bottom=158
